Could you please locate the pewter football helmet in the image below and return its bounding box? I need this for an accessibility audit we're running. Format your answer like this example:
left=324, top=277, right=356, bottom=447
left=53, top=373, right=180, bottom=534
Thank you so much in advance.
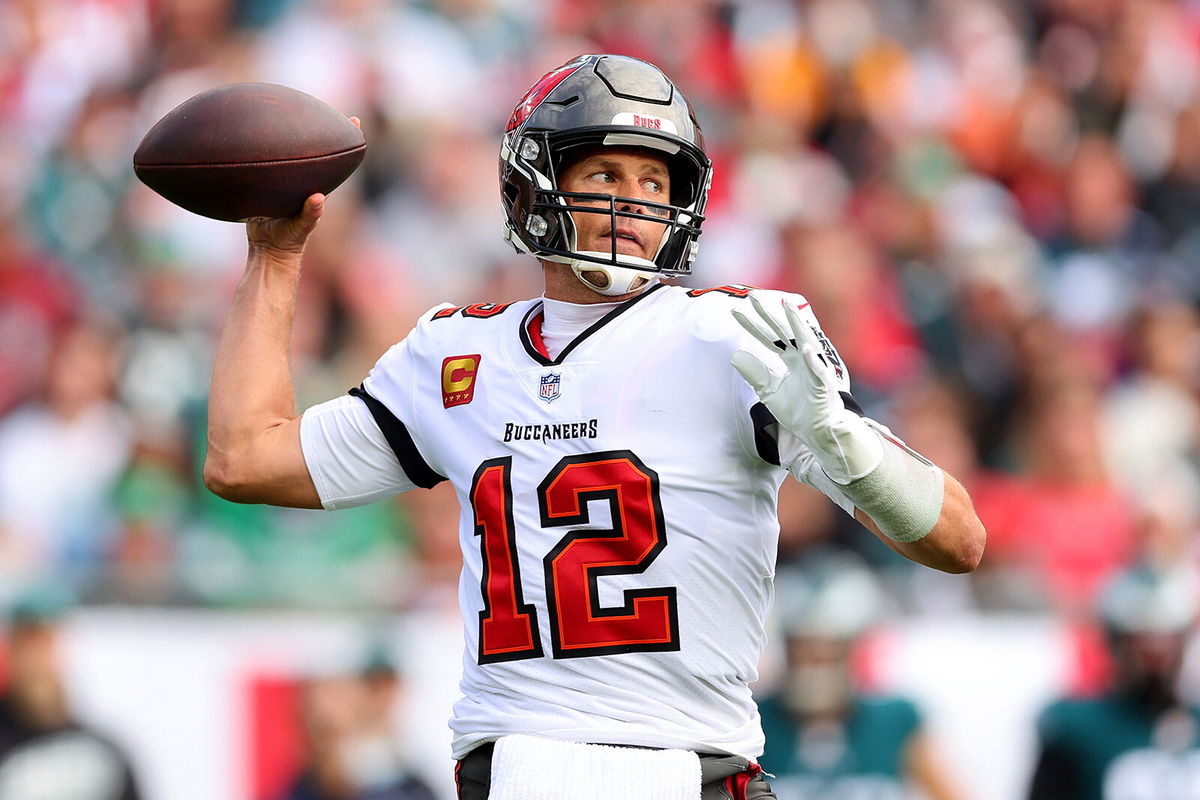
left=500, top=54, right=712, bottom=295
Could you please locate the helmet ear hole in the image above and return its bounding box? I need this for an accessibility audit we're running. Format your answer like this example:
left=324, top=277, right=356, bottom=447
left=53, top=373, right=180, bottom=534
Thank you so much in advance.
left=579, top=269, right=611, bottom=290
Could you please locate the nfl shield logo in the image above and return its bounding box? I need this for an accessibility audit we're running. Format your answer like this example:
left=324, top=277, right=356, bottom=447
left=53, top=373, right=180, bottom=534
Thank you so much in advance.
left=539, top=373, right=561, bottom=403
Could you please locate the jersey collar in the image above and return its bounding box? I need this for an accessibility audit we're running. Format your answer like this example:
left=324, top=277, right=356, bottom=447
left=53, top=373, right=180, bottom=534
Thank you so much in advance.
left=518, top=283, right=666, bottom=366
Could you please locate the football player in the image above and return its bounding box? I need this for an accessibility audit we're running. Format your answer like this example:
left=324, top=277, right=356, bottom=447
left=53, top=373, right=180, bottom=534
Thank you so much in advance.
left=758, top=552, right=965, bottom=800
left=203, top=54, right=986, bottom=800
left=1028, top=563, right=1200, bottom=800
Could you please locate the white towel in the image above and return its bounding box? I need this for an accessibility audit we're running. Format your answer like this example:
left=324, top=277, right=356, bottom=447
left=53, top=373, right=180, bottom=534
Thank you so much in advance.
left=488, top=734, right=702, bottom=800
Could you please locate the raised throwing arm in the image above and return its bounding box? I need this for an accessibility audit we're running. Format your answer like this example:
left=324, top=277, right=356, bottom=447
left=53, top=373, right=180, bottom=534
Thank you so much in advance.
left=202, top=193, right=326, bottom=508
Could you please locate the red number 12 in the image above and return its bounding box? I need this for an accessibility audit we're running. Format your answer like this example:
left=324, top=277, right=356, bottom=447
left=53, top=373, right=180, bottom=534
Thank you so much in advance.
left=470, top=451, right=680, bottom=664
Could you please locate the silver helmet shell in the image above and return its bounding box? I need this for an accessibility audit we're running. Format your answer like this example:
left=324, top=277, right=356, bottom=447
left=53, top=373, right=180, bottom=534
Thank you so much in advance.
left=500, top=54, right=713, bottom=294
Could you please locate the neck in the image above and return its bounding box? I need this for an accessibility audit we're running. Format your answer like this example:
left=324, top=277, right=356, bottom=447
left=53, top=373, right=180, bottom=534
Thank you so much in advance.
left=540, top=261, right=643, bottom=304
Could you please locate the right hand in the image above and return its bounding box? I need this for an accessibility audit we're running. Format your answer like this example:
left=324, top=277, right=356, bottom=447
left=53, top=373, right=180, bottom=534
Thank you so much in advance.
left=246, top=192, right=325, bottom=257
left=244, top=116, right=360, bottom=258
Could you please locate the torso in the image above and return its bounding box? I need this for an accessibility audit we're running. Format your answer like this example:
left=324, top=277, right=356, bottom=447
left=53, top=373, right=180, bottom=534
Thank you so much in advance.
left=362, top=284, right=798, bottom=757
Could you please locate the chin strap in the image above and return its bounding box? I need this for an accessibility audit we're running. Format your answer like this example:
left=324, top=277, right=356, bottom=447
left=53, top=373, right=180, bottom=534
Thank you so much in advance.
left=569, top=252, right=660, bottom=296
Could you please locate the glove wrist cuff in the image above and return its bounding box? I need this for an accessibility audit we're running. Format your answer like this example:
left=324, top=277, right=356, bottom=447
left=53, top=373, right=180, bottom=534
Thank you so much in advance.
left=817, top=418, right=884, bottom=486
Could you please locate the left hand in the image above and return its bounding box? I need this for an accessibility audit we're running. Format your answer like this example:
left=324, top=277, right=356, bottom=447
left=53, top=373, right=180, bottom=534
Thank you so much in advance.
left=730, top=294, right=882, bottom=484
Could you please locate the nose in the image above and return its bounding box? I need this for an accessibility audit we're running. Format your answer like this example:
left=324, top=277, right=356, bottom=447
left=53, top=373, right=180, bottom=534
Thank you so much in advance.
left=615, top=179, right=664, bottom=218
left=616, top=178, right=649, bottom=208
left=617, top=197, right=646, bottom=216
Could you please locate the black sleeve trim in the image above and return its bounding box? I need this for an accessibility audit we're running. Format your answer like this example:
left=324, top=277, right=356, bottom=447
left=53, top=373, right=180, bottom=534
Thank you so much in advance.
left=348, top=385, right=446, bottom=489
left=750, top=392, right=861, bottom=467
left=840, top=391, right=864, bottom=416
left=750, top=403, right=781, bottom=467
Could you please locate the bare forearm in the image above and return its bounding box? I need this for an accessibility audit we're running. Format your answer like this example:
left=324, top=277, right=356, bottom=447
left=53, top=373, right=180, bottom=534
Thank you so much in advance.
left=203, top=195, right=325, bottom=507
left=858, top=472, right=986, bottom=573
left=207, top=248, right=303, bottom=457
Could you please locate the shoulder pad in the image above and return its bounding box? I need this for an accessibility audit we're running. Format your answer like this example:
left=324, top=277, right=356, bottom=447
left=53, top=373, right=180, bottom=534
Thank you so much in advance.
left=427, top=301, right=517, bottom=322
left=724, top=287, right=852, bottom=393
left=685, top=284, right=758, bottom=299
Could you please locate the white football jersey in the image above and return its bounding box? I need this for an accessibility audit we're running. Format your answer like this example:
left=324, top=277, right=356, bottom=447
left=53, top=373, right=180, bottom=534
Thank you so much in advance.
left=300, top=283, right=856, bottom=759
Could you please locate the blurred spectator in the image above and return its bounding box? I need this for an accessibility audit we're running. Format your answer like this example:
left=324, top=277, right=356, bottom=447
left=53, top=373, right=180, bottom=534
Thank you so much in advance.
left=0, top=587, right=142, bottom=800
left=282, top=647, right=436, bottom=800
left=1144, top=101, right=1200, bottom=252
left=0, top=213, right=78, bottom=417
left=0, top=0, right=1195, bottom=633
left=972, top=374, right=1137, bottom=616
left=25, top=88, right=142, bottom=303
left=1102, top=302, right=1200, bottom=503
left=928, top=175, right=1043, bottom=464
left=758, top=551, right=966, bottom=799
left=775, top=478, right=840, bottom=566
left=774, top=221, right=925, bottom=401
left=1028, top=563, right=1200, bottom=799
left=93, top=434, right=193, bottom=606
left=881, top=376, right=987, bottom=613
left=0, top=319, right=131, bottom=604
left=1043, top=135, right=1161, bottom=362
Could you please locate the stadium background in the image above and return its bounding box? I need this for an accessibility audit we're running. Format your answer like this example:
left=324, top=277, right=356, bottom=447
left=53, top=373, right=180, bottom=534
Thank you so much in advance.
left=1, top=0, right=1199, bottom=798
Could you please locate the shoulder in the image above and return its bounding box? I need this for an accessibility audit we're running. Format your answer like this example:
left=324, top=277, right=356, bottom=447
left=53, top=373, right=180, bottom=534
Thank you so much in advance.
left=1036, top=695, right=1110, bottom=740
left=421, top=300, right=528, bottom=325
left=412, top=299, right=533, bottom=337
left=660, top=284, right=848, bottom=382
left=656, top=283, right=815, bottom=338
left=373, top=298, right=536, bottom=364
left=666, top=283, right=817, bottom=324
left=854, top=694, right=922, bottom=732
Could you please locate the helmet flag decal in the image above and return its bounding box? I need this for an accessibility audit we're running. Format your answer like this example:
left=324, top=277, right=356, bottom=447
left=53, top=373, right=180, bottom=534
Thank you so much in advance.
left=506, top=57, right=588, bottom=132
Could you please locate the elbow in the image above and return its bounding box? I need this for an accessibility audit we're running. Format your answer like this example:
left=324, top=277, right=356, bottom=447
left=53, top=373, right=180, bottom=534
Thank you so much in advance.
left=943, top=521, right=987, bottom=574
left=203, top=451, right=255, bottom=503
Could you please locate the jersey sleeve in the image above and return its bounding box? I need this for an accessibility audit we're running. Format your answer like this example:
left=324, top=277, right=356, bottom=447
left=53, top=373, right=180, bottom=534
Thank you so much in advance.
left=300, top=395, right=419, bottom=510
left=299, top=308, right=452, bottom=509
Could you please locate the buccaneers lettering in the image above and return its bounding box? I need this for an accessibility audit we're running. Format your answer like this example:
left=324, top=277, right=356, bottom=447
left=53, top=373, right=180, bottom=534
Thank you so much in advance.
left=503, top=419, right=599, bottom=443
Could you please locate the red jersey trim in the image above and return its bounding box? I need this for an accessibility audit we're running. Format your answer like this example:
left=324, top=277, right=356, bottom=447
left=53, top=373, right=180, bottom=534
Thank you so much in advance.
left=527, top=312, right=549, bottom=359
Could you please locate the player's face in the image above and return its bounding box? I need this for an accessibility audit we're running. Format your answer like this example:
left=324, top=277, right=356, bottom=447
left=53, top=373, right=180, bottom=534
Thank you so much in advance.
left=783, top=635, right=854, bottom=718
left=1113, top=630, right=1188, bottom=693
left=558, top=147, right=672, bottom=262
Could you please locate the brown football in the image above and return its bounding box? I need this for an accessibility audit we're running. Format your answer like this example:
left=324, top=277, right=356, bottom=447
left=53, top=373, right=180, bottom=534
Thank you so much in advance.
left=133, top=83, right=366, bottom=222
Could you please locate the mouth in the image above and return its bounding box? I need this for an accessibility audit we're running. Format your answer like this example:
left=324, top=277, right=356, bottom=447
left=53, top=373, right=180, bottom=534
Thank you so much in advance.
left=601, top=228, right=644, bottom=252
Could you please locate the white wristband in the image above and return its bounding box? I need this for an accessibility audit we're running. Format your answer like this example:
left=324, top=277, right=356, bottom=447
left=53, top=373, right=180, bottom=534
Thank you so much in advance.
left=838, top=428, right=945, bottom=543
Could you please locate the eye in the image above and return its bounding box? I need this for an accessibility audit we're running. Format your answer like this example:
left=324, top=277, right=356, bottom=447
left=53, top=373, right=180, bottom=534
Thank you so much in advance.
left=643, top=179, right=663, bottom=194
left=589, top=171, right=615, bottom=184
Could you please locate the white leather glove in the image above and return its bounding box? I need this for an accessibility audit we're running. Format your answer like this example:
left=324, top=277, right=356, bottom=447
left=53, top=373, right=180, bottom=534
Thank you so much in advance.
left=731, top=294, right=883, bottom=485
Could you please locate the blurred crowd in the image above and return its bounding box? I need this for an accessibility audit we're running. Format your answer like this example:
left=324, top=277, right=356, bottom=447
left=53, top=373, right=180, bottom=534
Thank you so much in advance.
left=1, top=0, right=1199, bottom=633
left=4, top=0, right=1200, bottom=797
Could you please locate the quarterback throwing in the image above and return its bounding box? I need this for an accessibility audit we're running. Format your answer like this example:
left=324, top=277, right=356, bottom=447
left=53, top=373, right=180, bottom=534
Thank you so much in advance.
left=203, top=54, right=986, bottom=800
